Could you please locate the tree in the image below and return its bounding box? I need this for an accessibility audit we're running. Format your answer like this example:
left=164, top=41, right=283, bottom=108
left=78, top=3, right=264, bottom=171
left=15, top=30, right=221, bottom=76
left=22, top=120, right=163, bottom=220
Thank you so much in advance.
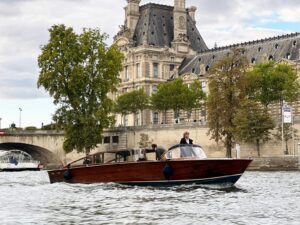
left=207, top=48, right=248, bottom=158
left=186, top=80, right=206, bottom=120
left=151, top=78, right=190, bottom=123
left=38, top=24, right=123, bottom=154
left=115, top=89, right=149, bottom=126
left=247, top=61, right=300, bottom=108
left=273, top=124, right=298, bottom=155
left=233, top=100, right=275, bottom=157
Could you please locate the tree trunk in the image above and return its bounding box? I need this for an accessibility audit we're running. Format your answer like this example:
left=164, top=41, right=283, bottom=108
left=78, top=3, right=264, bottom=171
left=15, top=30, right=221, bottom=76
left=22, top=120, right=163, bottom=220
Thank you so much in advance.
left=225, top=136, right=232, bottom=158
left=285, top=140, right=289, bottom=155
left=226, top=144, right=232, bottom=158
left=164, top=110, right=167, bottom=124
left=141, top=110, right=143, bottom=126
left=256, top=139, right=260, bottom=157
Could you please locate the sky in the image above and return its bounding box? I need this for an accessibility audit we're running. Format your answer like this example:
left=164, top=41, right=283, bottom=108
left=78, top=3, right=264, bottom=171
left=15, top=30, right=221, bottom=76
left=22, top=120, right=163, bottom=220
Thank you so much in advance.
left=0, top=0, right=299, bottom=128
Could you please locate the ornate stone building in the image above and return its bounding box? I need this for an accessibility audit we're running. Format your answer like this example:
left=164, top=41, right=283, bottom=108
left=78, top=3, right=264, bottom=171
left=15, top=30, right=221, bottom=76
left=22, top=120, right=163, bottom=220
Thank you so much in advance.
left=113, top=0, right=300, bottom=127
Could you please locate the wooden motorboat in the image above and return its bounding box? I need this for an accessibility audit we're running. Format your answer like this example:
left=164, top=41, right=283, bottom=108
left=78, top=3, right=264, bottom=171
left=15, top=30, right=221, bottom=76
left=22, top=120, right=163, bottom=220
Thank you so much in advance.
left=48, top=144, right=252, bottom=186
left=0, top=150, right=43, bottom=172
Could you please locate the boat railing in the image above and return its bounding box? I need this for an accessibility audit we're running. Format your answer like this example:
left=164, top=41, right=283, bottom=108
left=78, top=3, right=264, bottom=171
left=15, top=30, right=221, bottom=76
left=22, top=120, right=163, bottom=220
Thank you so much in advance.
left=0, top=159, right=40, bottom=164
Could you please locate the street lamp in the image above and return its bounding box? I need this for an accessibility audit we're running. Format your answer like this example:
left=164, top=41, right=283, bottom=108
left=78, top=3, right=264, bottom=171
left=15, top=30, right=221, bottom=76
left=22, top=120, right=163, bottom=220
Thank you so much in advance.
left=19, top=107, right=22, bottom=129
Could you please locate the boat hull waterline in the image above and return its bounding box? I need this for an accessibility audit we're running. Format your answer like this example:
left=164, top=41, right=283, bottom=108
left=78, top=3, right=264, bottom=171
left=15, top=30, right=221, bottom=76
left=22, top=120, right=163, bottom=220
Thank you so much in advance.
left=48, top=159, right=252, bottom=186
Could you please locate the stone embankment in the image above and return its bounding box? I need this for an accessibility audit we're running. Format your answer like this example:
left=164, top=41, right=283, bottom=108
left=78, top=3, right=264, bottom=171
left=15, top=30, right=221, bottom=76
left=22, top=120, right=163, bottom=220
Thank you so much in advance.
left=247, top=156, right=299, bottom=171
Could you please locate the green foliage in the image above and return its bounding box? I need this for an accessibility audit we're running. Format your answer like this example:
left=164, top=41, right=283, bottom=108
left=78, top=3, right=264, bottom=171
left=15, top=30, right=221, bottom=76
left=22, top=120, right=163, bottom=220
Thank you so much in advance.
left=247, top=61, right=300, bottom=107
left=233, top=100, right=275, bottom=156
left=207, top=48, right=249, bottom=158
left=38, top=24, right=124, bottom=154
left=186, top=80, right=206, bottom=112
left=41, top=123, right=58, bottom=130
left=25, top=126, right=38, bottom=131
left=115, top=89, right=149, bottom=116
left=273, top=124, right=298, bottom=154
left=151, top=78, right=205, bottom=123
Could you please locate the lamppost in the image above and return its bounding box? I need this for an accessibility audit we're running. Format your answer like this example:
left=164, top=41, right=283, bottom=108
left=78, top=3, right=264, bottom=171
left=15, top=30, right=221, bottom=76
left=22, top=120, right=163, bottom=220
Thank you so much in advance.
left=19, top=107, right=22, bottom=129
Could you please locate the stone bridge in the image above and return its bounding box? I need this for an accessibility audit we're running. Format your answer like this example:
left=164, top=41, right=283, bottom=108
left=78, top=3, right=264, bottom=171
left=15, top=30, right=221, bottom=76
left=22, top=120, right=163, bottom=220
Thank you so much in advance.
left=0, top=131, right=65, bottom=165
left=0, top=129, right=127, bottom=166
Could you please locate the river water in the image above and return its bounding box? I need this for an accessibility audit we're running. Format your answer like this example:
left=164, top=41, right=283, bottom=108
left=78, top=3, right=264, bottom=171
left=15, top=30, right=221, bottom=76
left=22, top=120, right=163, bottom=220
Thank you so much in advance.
left=0, top=171, right=299, bottom=225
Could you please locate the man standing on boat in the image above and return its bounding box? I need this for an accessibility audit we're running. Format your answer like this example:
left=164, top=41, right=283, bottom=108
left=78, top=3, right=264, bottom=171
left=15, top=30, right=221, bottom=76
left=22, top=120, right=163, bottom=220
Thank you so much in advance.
left=180, top=131, right=193, bottom=145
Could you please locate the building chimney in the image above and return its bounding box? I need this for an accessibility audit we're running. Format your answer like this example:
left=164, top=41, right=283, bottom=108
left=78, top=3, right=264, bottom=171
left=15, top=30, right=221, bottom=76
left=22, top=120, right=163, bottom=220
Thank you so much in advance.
left=188, top=6, right=197, bottom=23
left=174, top=0, right=186, bottom=9
left=125, top=0, right=140, bottom=36
left=173, top=0, right=187, bottom=40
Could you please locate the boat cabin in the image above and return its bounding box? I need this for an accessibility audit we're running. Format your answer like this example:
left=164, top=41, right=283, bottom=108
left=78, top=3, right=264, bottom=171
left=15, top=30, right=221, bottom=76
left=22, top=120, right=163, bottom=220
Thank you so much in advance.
left=0, top=150, right=36, bottom=164
left=67, top=145, right=207, bottom=168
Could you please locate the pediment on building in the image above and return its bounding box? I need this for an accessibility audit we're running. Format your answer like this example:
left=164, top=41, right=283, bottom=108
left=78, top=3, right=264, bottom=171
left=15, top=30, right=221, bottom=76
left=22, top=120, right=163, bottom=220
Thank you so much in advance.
left=181, top=73, right=198, bottom=81
left=276, top=58, right=297, bottom=66
left=114, top=36, right=130, bottom=48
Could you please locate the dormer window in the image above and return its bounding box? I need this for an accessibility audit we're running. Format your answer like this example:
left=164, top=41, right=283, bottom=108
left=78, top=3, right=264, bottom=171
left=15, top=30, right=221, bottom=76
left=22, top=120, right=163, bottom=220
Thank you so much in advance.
left=275, top=44, right=279, bottom=49
left=251, top=58, right=256, bottom=64
left=192, top=68, right=196, bottom=73
left=286, top=53, right=291, bottom=60
left=205, top=66, right=210, bottom=72
left=258, top=47, right=262, bottom=52
left=212, top=55, right=216, bottom=59
left=198, top=57, right=202, bottom=62
left=268, top=55, right=274, bottom=61
left=293, top=40, right=297, bottom=46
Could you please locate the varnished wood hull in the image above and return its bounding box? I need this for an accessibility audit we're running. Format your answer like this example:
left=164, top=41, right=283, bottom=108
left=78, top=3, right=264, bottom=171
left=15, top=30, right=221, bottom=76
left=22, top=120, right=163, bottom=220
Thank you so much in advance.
left=48, top=159, right=252, bottom=186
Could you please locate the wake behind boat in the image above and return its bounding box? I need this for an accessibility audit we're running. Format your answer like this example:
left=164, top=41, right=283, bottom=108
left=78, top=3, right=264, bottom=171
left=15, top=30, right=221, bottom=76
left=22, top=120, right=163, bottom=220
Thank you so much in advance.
left=48, top=144, right=252, bottom=186
left=0, top=150, right=43, bottom=172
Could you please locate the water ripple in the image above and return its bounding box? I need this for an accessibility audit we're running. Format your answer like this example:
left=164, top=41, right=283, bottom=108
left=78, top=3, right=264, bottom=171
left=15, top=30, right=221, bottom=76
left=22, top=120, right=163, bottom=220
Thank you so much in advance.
left=0, top=171, right=299, bottom=225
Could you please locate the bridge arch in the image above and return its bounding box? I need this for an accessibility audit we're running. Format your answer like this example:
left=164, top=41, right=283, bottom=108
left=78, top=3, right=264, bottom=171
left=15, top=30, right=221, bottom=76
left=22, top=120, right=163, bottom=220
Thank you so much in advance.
left=0, top=142, right=60, bottom=165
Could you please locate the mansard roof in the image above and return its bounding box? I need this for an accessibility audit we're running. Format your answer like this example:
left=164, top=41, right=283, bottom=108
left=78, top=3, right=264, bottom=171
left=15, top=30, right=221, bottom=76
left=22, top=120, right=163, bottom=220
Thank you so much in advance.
left=133, top=3, right=208, bottom=52
left=179, top=32, right=300, bottom=75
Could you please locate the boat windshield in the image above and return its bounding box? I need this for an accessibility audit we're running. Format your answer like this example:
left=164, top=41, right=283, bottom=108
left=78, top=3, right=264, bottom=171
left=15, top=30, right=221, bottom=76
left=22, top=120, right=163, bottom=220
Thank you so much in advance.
left=164, top=145, right=207, bottom=160
left=0, top=150, right=34, bottom=163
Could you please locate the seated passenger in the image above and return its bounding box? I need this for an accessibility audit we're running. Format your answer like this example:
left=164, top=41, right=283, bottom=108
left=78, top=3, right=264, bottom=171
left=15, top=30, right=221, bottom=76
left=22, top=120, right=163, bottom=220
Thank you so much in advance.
left=83, top=154, right=92, bottom=165
left=152, top=144, right=166, bottom=160
left=180, top=131, right=193, bottom=145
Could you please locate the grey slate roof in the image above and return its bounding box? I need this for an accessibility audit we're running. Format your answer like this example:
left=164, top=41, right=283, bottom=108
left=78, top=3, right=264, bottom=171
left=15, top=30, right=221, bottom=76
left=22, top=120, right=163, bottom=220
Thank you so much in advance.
left=133, top=3, right=208, bottom=52
left=179, top=33, right=300, bottom=76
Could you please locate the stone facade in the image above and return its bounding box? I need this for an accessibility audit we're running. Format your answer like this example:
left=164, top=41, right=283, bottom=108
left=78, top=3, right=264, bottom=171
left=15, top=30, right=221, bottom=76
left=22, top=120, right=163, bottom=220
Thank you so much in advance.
left=114, top=0, right=300, bottom=126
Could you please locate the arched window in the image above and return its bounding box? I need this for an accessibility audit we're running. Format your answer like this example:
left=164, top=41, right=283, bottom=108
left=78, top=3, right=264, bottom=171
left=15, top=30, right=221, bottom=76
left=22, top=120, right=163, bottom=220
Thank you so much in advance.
left=293, top=40, right=297, bottom=46
left=205, top=65, right=210, bottom=72
left=275, top=43, right=279, bottom=49
left=251, top=58, right=256, bottom=64
left=268, top=55, right=274, bottom=61
left=286, top=53, right=291, bottom=60
left=258, top=47, right=262, bottom=52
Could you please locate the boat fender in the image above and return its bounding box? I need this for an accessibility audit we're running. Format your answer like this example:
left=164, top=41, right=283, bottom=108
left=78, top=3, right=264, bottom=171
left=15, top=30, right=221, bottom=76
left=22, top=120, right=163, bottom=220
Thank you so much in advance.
left=63, top=169, right=72, bottom=181
left=163, top=164, right=173, bottom=180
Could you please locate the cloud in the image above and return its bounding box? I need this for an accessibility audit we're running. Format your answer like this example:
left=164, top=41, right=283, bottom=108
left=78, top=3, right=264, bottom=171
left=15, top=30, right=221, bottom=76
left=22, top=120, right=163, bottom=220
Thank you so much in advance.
left=0, top=0, right=299, bottom=100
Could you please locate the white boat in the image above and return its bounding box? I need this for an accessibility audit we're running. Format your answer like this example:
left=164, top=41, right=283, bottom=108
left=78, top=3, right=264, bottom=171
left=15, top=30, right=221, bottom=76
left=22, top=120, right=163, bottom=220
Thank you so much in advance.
left=0, top=150, right=43, bottom=171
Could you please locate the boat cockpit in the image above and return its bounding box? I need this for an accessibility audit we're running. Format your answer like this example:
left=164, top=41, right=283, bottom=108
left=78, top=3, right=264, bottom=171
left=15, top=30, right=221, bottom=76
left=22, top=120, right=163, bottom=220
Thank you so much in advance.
left=162, top=144, right=207, bottom=160
left=66, top=144, right=207, bottom=168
